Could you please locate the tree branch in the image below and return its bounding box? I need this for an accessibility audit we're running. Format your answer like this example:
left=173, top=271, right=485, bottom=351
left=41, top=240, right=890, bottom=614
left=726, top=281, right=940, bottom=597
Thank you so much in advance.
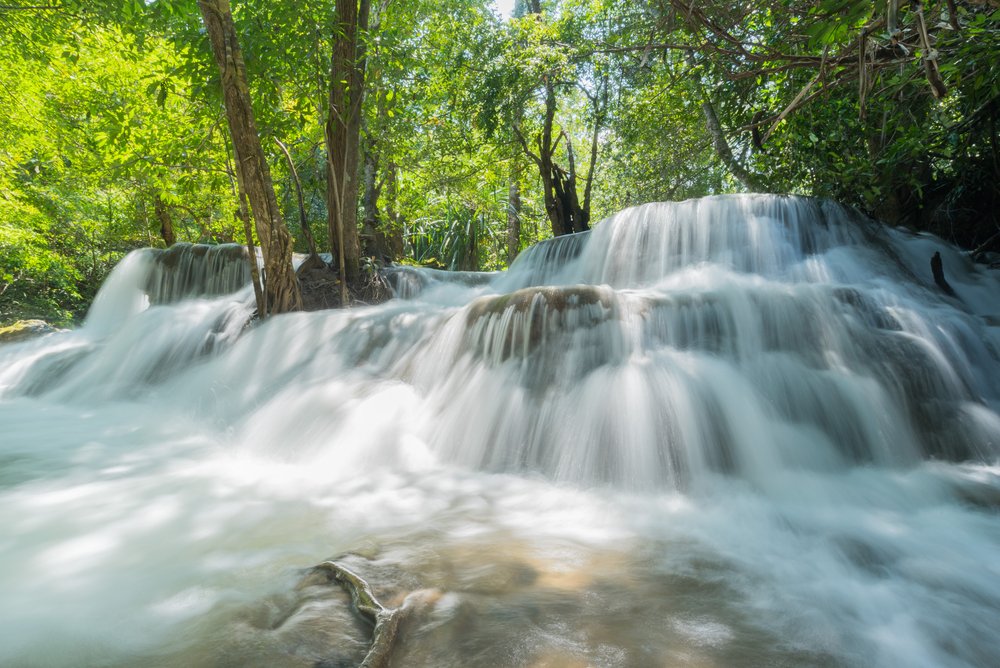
left=513, top=124, right=542, bottom=167
left=314, top=560, right=406, bottom=668
left=761, top=47, right=828, bottom=144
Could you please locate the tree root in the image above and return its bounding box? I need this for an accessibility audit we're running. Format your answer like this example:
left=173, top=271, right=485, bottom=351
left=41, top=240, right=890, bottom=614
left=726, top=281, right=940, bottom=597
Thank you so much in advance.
left=314, top=560, right=405, bottom=668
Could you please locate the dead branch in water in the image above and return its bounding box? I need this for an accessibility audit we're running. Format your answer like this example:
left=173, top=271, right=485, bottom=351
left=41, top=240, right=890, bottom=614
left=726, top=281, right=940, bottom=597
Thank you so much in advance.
left=314, top=560, right=404, bottom=668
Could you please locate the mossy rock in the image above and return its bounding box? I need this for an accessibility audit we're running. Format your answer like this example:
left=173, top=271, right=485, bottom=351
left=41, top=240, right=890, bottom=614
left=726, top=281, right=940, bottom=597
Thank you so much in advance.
left=464, top=285, right=617, bottom=362
left=0, top=319, right=61, bottom=344
left=466, top=285, right=614, bottom=324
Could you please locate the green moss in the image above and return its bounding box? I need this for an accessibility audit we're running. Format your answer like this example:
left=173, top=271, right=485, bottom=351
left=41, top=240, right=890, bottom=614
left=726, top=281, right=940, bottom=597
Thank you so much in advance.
left=0, top=319, right=60, bottom=344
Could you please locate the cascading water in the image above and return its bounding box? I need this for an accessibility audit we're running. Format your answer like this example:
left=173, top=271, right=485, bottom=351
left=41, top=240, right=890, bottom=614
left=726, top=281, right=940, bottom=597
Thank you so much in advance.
left=1, top=195, right=999, bottom=667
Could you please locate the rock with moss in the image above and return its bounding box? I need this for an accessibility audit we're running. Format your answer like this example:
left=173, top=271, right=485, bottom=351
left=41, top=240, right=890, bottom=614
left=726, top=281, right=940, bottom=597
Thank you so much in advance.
left=0, top=319, right=62, bottom=344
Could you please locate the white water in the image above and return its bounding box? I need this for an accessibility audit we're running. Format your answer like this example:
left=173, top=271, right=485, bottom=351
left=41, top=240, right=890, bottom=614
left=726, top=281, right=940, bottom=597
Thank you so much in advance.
left=2, top=195, right=1000, bottom=667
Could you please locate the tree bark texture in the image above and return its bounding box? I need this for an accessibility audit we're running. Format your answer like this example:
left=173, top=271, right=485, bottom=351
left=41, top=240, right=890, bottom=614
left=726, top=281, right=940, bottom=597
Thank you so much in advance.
left=701, top=96, right=767, bottom=192
left=153, top=194, right=175, bottom=247
left=198, top=0, right=301, bottom=315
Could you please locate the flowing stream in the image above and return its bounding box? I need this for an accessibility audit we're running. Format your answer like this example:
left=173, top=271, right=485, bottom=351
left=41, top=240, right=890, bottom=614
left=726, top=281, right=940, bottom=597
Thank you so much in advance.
left=2, top=194, right=1000, bottom=667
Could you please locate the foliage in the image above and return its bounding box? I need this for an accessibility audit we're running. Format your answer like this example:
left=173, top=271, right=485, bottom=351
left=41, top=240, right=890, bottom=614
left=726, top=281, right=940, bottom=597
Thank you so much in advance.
left=1, top=0, right=998, bottom=324
left=0, top=6, right=235, bottom=323
left=640, top=0, right=1000, bottom=243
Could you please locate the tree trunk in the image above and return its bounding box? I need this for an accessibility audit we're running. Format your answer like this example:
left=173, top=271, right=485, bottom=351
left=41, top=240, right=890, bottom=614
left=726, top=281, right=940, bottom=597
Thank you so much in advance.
left=700, top=97, right=767, bottom=192
left=275, top=137, right=320, bottom=261
left=361, top=138, right=378, bottom=257
left=153, top=194, right=175, bottom=247
left=684, top=50, right=766, bottom=193
left=913, top=0, right=947, bottom=99
left=224, top=132, right=265, bottom=315
left=583, top=102, right=600, bottom=218
left=539, top=79, right=567, bottom=236
left=237, top=178, right=267, bottom=316
left=326, top=0, right=372, bottom=297
left=198, top=0, right=301, bottom=315
left=383, top=162, right=404, bottom=259
left=561, top=132, right=589, bottom=233
left=506, top=171, right=521, bottom=265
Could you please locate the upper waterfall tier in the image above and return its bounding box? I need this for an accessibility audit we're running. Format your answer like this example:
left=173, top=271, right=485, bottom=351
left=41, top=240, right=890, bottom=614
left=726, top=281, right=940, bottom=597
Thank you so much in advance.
left=496, top=195, right=869, bottom=292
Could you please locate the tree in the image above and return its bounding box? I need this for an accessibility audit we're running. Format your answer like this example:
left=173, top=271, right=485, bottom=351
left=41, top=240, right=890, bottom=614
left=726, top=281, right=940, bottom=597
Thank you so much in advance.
left=197, top=0, right=301, bottom=315
left=629, top=0, right=1000, bottom=237
left=508, top=1, right=600, bottom=237
left=0, top=5, right=237, bottom=323
left=326, top=0, right=373, bottom=303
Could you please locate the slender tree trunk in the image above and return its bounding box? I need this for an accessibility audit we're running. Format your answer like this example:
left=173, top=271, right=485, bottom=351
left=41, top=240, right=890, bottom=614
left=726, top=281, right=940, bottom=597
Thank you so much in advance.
left=539, top=79, right=566, bottom=236
left=583, top=83, right=604, bottom=217
left=361, top=139, right=379, bottom=256
left=700, top=97, right=766, bottom=192
left=275, top=137, right=320, bottom=261
left=682, top=51, right=766, bottom=193
left=506, top=171, right=521, bottom=265
left=224, top=132, right=265, bottom=315
left=384, top=162, right=404, bottom=258
left=198, top=0, right=301, bottom=315
left=913, top=0, right=947, bottom=98
left=237, top=180, right=267, bottom=316
left=326, top=0, right=372, bottom=298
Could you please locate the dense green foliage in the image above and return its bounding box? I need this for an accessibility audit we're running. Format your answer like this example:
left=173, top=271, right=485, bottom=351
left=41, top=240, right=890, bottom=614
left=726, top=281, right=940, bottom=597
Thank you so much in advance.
left=1, top=0, right=998, bottom=324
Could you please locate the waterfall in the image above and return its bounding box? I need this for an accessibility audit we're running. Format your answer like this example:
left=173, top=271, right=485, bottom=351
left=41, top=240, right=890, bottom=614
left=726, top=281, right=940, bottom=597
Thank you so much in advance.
left=83, top=242, right=252, bottom=338
left=1, top=195, right=999, bottom=667
left=380, top=195, right=1000, bottom=485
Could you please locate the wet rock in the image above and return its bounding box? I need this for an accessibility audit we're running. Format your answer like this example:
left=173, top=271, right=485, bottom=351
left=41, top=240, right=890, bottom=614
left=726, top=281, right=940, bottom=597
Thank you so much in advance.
left=0, top=319, right=62, bottom=344
left=464, top=285, right=617, bottom=364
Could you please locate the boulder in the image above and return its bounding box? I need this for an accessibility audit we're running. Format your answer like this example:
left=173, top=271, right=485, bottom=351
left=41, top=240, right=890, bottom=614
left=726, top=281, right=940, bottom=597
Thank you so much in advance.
left=0, top=319, right=61, bottom=344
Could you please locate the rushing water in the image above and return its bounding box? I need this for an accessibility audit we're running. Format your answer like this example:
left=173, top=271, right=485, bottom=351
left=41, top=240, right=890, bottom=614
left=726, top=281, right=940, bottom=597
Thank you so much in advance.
left=2, top=195, right=1000, bottom=667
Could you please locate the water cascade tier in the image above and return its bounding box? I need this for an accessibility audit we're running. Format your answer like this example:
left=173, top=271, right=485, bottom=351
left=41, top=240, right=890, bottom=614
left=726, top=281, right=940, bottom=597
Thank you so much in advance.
left=2, top=195, right=999, bottom=667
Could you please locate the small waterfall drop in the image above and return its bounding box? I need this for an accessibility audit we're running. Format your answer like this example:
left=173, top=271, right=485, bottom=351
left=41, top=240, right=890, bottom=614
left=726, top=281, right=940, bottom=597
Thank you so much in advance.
left=83, top=242, right=251, bottom=338
left=2, top=195, right=1000, bottom=668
